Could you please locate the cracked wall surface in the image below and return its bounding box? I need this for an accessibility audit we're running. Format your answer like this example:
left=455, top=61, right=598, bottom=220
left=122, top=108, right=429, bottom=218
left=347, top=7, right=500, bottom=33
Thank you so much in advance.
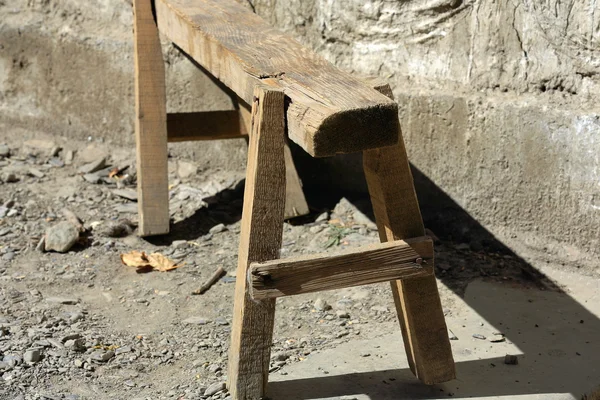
left=1, top=0, right=599, bottom=270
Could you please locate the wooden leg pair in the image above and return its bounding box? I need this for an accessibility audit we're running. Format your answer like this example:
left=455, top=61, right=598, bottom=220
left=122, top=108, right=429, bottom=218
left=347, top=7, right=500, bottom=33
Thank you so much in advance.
left=228, top=85, right=455, bottom=399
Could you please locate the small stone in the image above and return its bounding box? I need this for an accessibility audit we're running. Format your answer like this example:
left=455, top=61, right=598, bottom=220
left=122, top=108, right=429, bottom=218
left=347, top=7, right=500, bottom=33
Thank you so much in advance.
left=472, top=333, right=486, bottom=340
left=91, top=350, right=115, bottom=362
left=115, top=345, right=132, bottom=355
left=36, top=236, right=46, bottom=252
left=209, top=223, right=227, bottom=234
left=359, top=351, right=371, bottom=357
left=271, top=351, right=290, bottom=362
left=24, top=349, right=42, bottom=363
left=64, top=150, right=75, bottom=165
left=45, top=221, right=80, bottom=253
left=448, top=329, right=458, bottom=340
left=64, top=338, right=86, bottom=352
left=74, top=359, right=84, bottom=368
left=45, top=297, right=79, bottom=305
left=340, top=396, right=359, bottom=400
left=315, top=212, right=329, bottom=222
left=177, top=161, right=197, bottom=179
left=0, top=144, right=10, bottom=157
left=28, top=168, right=45, bottom=178
left=78, top=157, right=106, bottom=174
left=208, top=364, right=221, bottom=373
left=112, top=189, right=138, bottom=201
left=204, top=382, right=225, bottom=396
left=172, top=240, right=188, bottom=249
left=50, top=146, right=62, bottom=157
left=370, top=305, right=388, bottom=313
left=182, top=317, right=210, bottom=325
left=4, top=173, right=18, bottom=183
left=83, top=173, right=102, bottom=184
left=336, top=310, right=350, bottom=319
left=489, top=333, right=505, bottom=343
left=313, top=298, right=331, bottom=311
left=504, top=354, right=518, bottom=365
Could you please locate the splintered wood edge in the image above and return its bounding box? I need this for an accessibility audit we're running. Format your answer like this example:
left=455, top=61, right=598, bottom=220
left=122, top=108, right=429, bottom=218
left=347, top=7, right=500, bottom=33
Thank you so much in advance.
left=248, top=237, right=434, bottom=299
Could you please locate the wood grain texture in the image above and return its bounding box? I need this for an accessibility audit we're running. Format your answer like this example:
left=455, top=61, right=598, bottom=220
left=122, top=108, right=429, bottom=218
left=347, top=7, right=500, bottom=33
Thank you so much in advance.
left=283, top=139, right=309, bottom=219
left=154, top=0, right=399, bottom=157
left=227, top=87, right=286, bottom=400
left=133, top=0, right=170, bottom=236
left=238, top=99, right=309, bottom=220
left=363, top=84, right=456, bottom=385
left=167, top=110, right=248, bottom=141
left=249, top=237, right=433, bottom=300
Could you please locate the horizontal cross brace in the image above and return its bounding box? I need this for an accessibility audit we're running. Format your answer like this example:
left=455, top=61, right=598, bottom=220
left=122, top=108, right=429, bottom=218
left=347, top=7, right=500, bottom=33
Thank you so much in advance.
left=249, top=236, right=433, bottom=300
left=166, top=108, right=251, bottom=142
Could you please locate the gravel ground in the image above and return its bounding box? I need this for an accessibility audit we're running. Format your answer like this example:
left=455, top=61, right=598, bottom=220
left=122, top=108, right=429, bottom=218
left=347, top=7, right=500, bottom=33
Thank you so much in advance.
left=0, top=134, right=552, bottom=400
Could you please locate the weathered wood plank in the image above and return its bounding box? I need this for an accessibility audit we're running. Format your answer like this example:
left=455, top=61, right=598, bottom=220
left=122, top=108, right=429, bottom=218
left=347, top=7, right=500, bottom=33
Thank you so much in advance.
left=133, top=0, right=170, bottom=236
left=167, top=110, right=248, bottom=141
left=250, top=237, right=433, bottom=300
left=363, top=84, right=456, bottom=385
left=228, top=87, right=286, bottom=400
left=238, top=100, right=309, bottom=220
left=154, top=0, right=399, bottom=157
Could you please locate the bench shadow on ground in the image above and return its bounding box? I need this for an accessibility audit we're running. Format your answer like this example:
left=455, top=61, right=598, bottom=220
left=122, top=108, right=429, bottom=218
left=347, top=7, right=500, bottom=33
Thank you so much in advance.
left=147, top=147, right=599, bottom=398
left=270, top=155, right=600, bottom=399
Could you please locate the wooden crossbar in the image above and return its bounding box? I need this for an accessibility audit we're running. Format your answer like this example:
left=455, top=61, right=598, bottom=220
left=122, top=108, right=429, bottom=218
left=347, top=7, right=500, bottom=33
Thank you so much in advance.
left=154, top=0, right=399, bottom=157
left=249, top=237, right=433, bottom=300
left=167, top=110, right=248, bottom=141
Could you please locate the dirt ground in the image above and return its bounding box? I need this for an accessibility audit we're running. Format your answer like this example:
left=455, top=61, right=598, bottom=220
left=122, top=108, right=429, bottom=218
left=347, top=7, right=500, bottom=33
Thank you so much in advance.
left=0, top=131, right=582, bottom=400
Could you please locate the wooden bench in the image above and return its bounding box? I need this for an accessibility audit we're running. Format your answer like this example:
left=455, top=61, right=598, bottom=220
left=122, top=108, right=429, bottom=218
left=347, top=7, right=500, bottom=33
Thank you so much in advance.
left=132, top=0, right=456, bottom=398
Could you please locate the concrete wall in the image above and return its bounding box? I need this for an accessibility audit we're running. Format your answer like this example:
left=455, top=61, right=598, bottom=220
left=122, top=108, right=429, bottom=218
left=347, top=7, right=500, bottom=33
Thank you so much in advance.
left=1, top=0, right=599, bottom=269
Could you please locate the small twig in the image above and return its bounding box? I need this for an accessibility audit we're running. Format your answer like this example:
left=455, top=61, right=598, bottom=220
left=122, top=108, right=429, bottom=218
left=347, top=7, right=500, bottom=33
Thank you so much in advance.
left=192, top=266, right=226, bottom=295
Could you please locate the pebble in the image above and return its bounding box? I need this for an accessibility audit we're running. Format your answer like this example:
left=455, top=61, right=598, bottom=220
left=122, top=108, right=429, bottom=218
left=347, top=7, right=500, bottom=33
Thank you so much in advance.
left=28, top=168, right=45, bottom=178
left=45, top=221, right=80, bottom=252
left=45, top=297, right=79, bottom=305
left=314, top=298, right=331, bottom=311
left=209, top=223, right=227, bottom=234
left=0, top=144, right=9, bottom=157
left=182, top=317, right=211, bottom=325
left=336, top=310, right=350, bottom=319
left=177, top=161, right=197, bottom=179
left=204, top=382, right=225, bottom=396
left=83, top=173, right=102, bottom=184
left=78, top=157, right=106, bottom=174
left=4, top=173, right=18, bottom=183
left=504, top=354, right=518, bottom=365
left=91, top=350, right=115, bottom=362
left=112, top=188, right=138, bottom=201
left=24, top=349, right=42, bottom=363
left=472, top=333, right=486, bottom=340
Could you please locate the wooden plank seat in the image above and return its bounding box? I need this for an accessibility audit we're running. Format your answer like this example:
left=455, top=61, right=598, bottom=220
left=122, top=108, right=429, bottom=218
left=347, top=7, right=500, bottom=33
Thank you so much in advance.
left=154, top=0, right=400, bottom=157
left=132, top=1, right=455, bottom=399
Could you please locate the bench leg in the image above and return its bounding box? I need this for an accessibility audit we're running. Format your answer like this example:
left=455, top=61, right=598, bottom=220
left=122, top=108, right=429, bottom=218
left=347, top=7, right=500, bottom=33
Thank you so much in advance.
left=228, top=86, right=286, bottom=400
left=283, top=139, right=310, bottom=219
left=363, top=84, right=456, bottom=385
left=133, top=0, right=170, bottom=236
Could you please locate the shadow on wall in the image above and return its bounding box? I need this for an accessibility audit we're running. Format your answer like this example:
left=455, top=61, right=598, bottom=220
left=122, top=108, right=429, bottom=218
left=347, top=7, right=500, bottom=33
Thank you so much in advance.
left=146, top=148, right=599, bottom=399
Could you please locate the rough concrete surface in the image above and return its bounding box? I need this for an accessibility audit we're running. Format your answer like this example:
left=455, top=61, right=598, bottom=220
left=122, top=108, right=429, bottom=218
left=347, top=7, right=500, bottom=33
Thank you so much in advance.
left=270, top=270, right=600, bottom=399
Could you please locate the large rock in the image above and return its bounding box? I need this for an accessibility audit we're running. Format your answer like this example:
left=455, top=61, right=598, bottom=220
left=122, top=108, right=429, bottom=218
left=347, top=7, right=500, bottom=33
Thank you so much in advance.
left=45, top=222, right=80, bottom=253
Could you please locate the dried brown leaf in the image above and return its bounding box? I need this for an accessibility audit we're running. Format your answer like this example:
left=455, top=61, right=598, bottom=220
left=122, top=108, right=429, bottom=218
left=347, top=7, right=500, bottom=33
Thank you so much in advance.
left=147, top=253, right=180, bottom=272
left=120, top=251, right=149, bottom=268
